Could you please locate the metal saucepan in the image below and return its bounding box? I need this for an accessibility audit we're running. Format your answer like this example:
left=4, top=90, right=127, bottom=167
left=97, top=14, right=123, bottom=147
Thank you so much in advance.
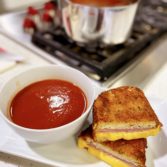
left=60, top=0, right=139, bottom=45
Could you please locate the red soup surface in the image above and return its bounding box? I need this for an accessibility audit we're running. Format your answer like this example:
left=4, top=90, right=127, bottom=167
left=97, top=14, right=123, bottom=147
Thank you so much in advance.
left=9, top=79, right=87, bottom=129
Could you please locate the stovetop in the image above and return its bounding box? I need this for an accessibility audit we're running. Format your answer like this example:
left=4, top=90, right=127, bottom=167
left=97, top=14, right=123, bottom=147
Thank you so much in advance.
left=32, top=0, right=167, bottom=82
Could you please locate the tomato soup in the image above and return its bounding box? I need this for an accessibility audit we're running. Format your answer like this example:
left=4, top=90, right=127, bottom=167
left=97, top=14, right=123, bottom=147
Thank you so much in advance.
left=9, top=80, right=87, bottom=129
left=70, top=0, right=138, bottom=7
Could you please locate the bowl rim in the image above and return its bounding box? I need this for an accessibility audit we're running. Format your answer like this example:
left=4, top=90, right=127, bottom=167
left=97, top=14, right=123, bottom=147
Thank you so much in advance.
left=0, top=64, right=96, bottom=133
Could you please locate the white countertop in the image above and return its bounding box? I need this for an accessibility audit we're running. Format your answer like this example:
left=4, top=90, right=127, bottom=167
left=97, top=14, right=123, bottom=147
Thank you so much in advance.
left=111, top=35, right=167, bottom=100
left=0, top=31, right=167, bottom=167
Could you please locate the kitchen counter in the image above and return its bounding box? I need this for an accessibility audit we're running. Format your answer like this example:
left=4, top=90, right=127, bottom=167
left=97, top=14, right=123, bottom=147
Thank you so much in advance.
left=0, top=31, right=167, bottom=166
left=0, top=33, right=49, bottom=80
left=111, top=35, right=167, bottom=99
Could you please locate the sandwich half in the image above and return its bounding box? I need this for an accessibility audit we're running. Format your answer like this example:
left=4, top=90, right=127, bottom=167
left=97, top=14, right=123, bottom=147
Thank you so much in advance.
left=78, top=126, right=147, bottom=167
left=93, top=86, right=162, bottom=142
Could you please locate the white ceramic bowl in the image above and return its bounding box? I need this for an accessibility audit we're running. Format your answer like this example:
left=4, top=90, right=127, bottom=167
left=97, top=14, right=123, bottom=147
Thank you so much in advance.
left=0, top=65, right=95, bottom=144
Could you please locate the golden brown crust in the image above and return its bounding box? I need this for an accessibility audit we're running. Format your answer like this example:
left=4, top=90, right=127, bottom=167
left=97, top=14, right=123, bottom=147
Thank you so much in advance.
left=93, top=86, right=162, bottom=128
left=103, top=139, right=147, bottom=166
left=79, top=126, right=147, bottom=167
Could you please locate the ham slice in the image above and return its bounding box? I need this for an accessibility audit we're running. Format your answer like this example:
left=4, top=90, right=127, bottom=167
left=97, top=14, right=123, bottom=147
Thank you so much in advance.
left=97, top=127, right=155, bottom=133
left=88, top=140, right=138, bottom=167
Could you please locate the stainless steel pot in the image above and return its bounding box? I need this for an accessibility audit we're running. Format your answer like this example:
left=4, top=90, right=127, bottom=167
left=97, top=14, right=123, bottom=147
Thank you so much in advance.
left=61, top=0, right=139, bottom=45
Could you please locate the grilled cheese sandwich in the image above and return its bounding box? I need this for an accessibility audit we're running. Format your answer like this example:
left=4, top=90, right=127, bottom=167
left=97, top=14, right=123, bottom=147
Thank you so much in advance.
left=93, top=86, right=162, bottom=142
left=78, top=126, right=147, bottom=167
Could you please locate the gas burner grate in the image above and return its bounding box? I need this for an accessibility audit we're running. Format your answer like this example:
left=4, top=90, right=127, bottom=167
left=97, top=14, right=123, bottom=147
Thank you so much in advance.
left=32, top=0, right=167, bottom=81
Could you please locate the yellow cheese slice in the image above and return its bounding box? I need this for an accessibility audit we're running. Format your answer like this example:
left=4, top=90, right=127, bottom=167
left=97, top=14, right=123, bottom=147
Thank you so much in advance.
left=95, top=126, right=161, bottom=142
left=78, top=138, right=130, bottom=167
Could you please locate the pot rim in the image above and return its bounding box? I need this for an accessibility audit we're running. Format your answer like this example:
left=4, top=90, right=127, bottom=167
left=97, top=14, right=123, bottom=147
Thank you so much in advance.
left=64, top=0, right=139, bottom=9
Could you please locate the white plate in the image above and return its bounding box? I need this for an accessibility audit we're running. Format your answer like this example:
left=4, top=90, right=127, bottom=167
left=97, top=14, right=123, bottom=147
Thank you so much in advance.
left=0, top=96, right=167, bottom=167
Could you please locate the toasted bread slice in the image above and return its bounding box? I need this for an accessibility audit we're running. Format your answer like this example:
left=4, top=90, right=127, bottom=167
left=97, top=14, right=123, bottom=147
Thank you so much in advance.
left=93, top=86, right=162, bottom=142
left=78, top=126, right=147, bottom=167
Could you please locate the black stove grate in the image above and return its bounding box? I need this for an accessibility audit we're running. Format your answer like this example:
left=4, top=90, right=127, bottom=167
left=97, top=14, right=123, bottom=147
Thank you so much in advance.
left=32, top=0, right=167, bottom=81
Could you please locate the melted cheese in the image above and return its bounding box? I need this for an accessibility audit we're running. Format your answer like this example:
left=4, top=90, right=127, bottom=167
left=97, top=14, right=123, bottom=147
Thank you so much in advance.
left=95, top=126, right=161, bottom=141
left=78, top=138, right=130, bottom=167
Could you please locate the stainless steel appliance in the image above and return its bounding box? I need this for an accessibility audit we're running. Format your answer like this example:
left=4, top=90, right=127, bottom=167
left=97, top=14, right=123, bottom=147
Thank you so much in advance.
left=61, top=0, right=139, bottom=45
